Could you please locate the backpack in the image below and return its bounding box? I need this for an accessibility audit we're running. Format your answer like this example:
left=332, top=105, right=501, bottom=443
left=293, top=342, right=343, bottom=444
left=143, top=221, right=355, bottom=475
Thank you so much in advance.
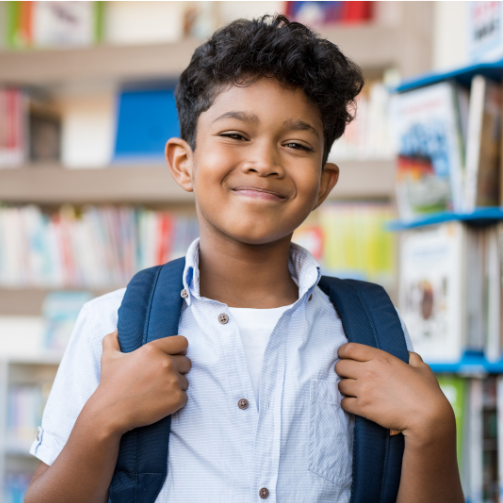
left=109, top=257, right=409, bottom=503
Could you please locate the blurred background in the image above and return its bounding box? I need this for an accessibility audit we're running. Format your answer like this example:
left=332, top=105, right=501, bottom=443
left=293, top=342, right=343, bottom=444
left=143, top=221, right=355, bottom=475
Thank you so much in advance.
left=0, top=1, right=501, bottom=501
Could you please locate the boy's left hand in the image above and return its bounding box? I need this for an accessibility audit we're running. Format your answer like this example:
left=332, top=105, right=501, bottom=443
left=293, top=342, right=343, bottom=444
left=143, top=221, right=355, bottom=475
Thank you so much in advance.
left=335, top=343, right=452, bottom=440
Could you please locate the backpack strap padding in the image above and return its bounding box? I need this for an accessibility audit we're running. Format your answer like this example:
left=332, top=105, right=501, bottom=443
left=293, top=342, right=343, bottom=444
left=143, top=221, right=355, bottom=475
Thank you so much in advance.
left=109, top=257, right=186, bottom=503
left=318, top=276, right=409, bottom=503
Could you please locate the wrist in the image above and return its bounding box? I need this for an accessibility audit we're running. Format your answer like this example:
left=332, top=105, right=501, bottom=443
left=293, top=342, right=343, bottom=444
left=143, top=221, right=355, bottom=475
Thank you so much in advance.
left=404, top=400, right=456, bottom=448
left=81, top=388, right=128, bottom=439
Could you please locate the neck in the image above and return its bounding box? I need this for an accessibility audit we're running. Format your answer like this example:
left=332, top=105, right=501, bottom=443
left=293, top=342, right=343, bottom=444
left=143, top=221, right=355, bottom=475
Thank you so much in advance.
left=198, top=227, right=298, bottom=309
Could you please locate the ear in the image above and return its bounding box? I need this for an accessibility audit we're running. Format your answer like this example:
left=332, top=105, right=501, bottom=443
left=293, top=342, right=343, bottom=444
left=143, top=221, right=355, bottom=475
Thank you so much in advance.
left=314, top=162, right=339, bottom=209
left=165, top=137, right=194, bottom=192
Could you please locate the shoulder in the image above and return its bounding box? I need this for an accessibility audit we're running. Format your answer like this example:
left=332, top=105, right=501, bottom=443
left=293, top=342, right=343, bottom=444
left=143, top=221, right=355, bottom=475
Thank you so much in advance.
left=314, top=282, right=414, bottom=352
left=71, top=288, right=127, bottom=356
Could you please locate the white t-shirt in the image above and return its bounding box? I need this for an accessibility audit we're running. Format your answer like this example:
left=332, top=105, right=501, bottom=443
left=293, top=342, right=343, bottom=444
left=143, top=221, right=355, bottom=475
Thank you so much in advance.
left=229, top=304, right=294, bottom=407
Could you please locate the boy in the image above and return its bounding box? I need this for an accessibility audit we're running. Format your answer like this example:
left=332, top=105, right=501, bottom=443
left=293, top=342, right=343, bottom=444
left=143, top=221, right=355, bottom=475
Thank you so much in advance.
left=26, top=15, right=463, bottom=503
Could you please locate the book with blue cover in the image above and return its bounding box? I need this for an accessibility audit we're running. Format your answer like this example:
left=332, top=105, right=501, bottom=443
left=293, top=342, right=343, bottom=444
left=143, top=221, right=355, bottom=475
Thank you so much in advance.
left=113, top=88, right=180, bottom=162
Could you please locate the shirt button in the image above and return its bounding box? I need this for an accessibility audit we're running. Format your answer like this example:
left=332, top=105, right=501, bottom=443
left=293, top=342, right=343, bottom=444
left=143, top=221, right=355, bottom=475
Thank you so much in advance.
left=308, top=294, right=313, bottom=301
left=238, top=398, right=249, bottom=410
left=218, top=313, right=229, bottom=324
left=180, top=289, right=189, bottom=299
left=259, top=487, right=269, bottom=499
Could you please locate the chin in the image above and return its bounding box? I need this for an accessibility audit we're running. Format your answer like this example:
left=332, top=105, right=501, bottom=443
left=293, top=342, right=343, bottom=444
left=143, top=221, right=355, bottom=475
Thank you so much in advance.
left=223, top=226, right=292, bottom=246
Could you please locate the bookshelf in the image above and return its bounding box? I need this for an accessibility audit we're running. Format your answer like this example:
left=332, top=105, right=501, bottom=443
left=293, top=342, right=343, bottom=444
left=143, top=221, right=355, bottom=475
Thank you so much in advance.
left=0, top=3, right=434, bottom=499
left=0, top=159, right=395, bottom=205
left=0, top=22, right=430, bottom=87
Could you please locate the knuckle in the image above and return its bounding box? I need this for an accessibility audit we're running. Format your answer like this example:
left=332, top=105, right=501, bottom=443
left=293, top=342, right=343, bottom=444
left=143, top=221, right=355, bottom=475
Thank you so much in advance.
left=143, top=344, right=156, bottom=357
left=175, top=389, right=186, bottom=405
left=161, top=357, right=174, bottom=372
left=375, top=354, right=390, bottom=366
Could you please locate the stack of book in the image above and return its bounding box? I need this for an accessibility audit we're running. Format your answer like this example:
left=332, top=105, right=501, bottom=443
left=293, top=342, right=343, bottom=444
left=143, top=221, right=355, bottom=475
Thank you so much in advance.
left=293, top=202, right=395, bottom=289
left=399, top=221, right=503, bottom=364
left=6, top=1, right=104, bottom=48
left=6, top=384, right=51, bottom=454
left=0, top=89, right=62, bottom=168
left=4, top=470, right=33, bottom=503
left=391, top=76, right=503, bottom=220
left=329, top=80, right=395, bottom=161
left=438, top=374, right=502, bottom=502
left=0, top=205, right=199, bottom=288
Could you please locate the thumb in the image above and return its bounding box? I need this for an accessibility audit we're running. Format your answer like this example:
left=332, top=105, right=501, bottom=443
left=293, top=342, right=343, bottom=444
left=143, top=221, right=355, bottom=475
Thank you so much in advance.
left=102, top=330, right=121, bottom=354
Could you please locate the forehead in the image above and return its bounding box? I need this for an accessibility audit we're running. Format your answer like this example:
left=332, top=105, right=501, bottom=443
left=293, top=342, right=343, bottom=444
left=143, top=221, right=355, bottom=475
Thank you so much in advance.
left=199, top=78, right=323, bottom=131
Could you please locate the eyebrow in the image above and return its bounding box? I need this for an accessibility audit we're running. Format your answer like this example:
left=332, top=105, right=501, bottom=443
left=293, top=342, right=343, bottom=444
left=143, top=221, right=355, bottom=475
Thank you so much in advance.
left=282, top=119, right=320, bottom=138
left=212, top=111, right=260, bottom=124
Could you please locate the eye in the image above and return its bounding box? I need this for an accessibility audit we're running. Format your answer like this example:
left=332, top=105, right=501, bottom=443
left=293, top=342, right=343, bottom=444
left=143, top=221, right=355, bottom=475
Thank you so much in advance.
left=285, top=142, right=313, bottom=152
left=220, top=133, right=247, bottom=141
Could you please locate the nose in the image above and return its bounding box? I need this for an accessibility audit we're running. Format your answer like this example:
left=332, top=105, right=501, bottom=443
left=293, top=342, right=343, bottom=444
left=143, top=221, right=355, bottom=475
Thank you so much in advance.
left=242, top=142, right=284, bottom=178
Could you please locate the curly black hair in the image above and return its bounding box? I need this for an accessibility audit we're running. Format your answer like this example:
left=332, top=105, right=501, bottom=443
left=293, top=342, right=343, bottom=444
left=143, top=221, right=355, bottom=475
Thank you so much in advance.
left=175, top=14, right=364, bottom=166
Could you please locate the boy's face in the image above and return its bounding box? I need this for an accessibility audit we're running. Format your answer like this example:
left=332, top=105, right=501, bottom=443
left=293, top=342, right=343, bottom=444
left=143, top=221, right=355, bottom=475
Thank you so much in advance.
left=166, top=78, right=339, bottom=245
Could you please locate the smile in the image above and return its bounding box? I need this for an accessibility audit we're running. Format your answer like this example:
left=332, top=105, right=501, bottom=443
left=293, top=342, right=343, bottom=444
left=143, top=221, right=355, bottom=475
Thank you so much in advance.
left=231, top=187, right=286, bottom=201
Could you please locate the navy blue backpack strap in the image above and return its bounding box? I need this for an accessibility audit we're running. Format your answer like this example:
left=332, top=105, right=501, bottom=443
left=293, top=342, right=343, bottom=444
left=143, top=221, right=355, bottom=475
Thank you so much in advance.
left=317, top=276, right=409, bottom=503
left=109, top=257, right=186, bottom=503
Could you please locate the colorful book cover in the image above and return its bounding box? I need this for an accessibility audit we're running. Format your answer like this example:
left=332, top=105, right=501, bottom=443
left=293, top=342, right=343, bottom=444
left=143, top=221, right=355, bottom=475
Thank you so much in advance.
left=285, top=1, right=372, bottom=25
left=391, top=82, right=465, bottom=219
left=6, top=1, right=103, bottom=48
left=436, top=375, right=467, bottom=471
left=399, top=222, right=466, bottom=363
left=42, top=290, right=93, bottom=351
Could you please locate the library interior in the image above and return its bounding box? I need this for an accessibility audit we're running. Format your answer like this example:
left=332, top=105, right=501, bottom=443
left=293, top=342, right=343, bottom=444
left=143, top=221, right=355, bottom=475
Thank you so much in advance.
left=1, top=1, right=503, bottom=501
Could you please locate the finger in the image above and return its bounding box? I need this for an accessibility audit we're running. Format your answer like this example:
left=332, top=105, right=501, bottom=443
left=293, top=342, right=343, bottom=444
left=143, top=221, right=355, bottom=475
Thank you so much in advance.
left=178, top=374, right=189, bottom=391
left=102, top=331, right=120, bottom=353
left=335, top=359, right=361, bottom=380
left=338, top=378, right=358, bottom=398
left=338, top=342, right=383, bottom=362
left=408, top=351, right=424, bottom=367
left=340, top=396, right=359, bottom=415
left=172, top=355, right=192, bottom=375
left=149, top=335, right=189, bottom=356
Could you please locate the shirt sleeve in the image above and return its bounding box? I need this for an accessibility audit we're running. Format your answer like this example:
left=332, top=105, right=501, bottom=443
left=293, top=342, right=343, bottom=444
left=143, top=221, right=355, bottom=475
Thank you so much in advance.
left=29, top=291, right=122, bottom=465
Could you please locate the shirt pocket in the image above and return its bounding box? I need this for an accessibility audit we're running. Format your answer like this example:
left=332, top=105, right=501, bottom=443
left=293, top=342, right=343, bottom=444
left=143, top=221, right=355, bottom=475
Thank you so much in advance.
left=309, top=378, right=353, bottom=485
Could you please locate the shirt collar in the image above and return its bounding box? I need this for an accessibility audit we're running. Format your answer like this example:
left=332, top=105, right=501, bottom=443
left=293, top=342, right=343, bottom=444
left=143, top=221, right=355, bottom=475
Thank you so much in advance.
left=182, top=238, right=321, bottom=305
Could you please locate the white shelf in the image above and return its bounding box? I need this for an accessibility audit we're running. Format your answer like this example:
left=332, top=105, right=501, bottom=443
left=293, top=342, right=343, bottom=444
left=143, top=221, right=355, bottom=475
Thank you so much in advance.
left=0, top=159, right=395, bottom=205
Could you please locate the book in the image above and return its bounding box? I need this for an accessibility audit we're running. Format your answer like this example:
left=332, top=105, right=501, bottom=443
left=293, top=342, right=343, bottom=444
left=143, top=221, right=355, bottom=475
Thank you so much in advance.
left=113, top=88, right=180, bottom=163
left=0, top=205, right=200, bottom=288
left=464, top=76, right=502, bottom=211
left=482, top=377, right=499, bottom=502
left=7, top=1, right=104, bottom=48
left=28, top=99, right=62, bottom=163
left=399, top=222, right=467, bottom=363
left=285, top=1, right=372, bottom=25
left=468, top=1, right=503, bottom=63
left=467, top=378, right=484, bottom=502
left=436, top=376, right=468, bottom=476
left=329, top=80, right=394, bottom=161
left=293, top=203, right=395, bottom=289
left=391, top=82, right=465, bottom=219
left=400, top=221, right=503, bottom=363
left=497, top=376, right=503, bottom=500
left=0, top=88, right=26, bottom=168
left=42, top=291, right=93, bottom=351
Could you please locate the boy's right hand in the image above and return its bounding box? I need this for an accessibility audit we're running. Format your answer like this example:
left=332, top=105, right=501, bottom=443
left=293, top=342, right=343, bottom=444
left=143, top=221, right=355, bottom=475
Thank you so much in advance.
left=92, top=331, right=191, bottom=435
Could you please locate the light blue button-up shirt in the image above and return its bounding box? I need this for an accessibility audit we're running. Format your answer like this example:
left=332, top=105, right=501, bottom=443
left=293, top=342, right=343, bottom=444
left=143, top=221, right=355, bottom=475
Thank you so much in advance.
left=31, top=239, right=412, bottom=502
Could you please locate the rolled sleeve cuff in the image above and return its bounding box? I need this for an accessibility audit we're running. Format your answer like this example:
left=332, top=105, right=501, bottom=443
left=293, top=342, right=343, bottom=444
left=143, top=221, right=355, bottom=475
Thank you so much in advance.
left=29, top=427, right=62, bottom=466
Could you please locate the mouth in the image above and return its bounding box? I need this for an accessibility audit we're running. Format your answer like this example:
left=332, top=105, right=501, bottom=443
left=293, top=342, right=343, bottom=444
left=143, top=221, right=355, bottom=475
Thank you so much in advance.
left=231, top=187, right=286, bottom=201
left=231, top=186, right=286, bottom=202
